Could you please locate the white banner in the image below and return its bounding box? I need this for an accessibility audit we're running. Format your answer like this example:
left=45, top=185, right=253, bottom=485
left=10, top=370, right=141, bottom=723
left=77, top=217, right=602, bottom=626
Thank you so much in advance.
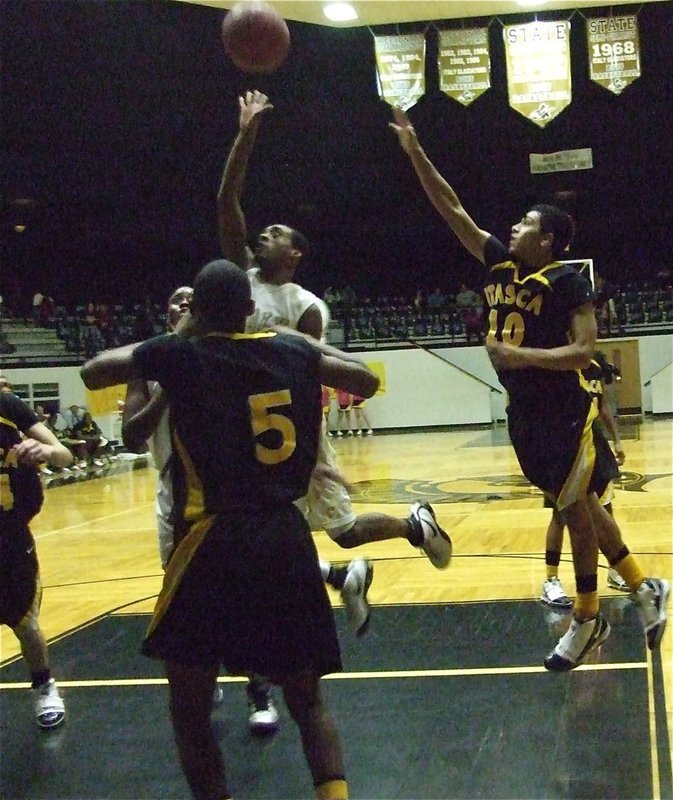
left=530, top=148, right=593, bottom=174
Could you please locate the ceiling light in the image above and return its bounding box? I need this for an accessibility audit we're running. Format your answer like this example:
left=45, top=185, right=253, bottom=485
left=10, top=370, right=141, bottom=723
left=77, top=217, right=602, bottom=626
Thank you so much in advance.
left=323, top=3, right=358, bottom=22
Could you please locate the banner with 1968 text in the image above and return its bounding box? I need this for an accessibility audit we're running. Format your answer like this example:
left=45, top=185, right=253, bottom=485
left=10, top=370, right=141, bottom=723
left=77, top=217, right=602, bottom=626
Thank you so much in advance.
left=587, top=15, right=641, bottom=95
left=503, top=21, right=572, bottom=128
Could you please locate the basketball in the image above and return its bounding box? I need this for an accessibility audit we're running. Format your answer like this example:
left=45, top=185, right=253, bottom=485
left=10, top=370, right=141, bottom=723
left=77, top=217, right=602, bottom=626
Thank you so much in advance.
left=221, top=2, right=290, bottom=74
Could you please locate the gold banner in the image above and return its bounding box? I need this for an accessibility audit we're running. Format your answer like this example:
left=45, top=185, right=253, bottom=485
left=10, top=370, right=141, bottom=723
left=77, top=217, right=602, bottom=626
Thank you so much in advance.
left=504, top=21, right=572, bottom=128
left=587, top=15, right=640, bottom=95
left=374, top=34, right=425, bottom=111
left=438, top=28, right=491, bottom=106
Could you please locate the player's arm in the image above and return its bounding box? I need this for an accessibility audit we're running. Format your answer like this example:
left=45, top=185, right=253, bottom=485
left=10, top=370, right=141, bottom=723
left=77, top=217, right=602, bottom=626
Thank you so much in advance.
left=319, top=353, right=379, bottom=400
left=296, top=304, right=325, bottom=340
left=121, top=378, right=165, bottom=453
left=598, top=390, right=625, bottom=464
left=488, top=303, right=596, bottom=372
left=389, top=108, right=490, bottom=263
left=14, top=422, right=74, bottom=468
left=217, top=90, right=273, bottom=269
left=80, top=343, right=141, bottom=390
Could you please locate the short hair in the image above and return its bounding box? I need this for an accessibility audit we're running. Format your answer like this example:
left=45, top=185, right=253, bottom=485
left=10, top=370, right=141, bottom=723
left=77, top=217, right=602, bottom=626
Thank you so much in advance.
left=192, top=260, right=251, bottom=330
left=167, top=285, right=192, bottom=307
left=290, top=228, right=310, bottom=259
left=530, top=204, right=575, bottom=258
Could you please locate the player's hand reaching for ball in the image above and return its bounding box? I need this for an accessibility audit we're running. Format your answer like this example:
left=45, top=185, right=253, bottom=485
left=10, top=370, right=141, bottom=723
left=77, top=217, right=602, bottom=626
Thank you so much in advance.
left=239, top=90, right=273, bottom=131
left=389, top=107, right=418, bottom=154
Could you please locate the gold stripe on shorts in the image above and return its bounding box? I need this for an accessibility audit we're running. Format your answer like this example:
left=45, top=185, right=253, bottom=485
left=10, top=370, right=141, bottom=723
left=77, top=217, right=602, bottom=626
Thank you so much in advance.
left=145, top=513, right=216, bottom=639
left=556, top=401, right=598, bottom=511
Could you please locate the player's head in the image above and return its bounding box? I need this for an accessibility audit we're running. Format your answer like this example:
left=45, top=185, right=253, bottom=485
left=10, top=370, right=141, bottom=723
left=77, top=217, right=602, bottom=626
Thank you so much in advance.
left=255, top=223, right=309, bottom=276
left=166, top=286, right=193, bottom=332
left=192, top=260, right=254, bottom=332
left=509, top=204, right=575, bottom=263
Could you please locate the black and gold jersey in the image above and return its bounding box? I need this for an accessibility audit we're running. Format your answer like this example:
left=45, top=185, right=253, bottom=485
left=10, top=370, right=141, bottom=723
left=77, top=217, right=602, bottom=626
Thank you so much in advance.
left=483, top=236, right=594, bottom=408
left=581, top=359, right=605, bottom=408
left=133, top=331, right=322, bottom=521
left=0, top=393, right=43, bottom=522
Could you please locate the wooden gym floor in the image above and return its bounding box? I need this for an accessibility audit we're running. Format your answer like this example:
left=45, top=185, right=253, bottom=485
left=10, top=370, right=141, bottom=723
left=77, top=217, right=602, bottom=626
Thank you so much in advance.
left=1, top=418, right=672, bottom=799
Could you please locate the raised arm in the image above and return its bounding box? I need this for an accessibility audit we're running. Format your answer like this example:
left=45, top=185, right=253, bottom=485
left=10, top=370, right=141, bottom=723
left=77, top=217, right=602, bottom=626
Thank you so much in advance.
left=389, top=108, right=490, bottom=263
left=216, top=90, right=274, bottom=269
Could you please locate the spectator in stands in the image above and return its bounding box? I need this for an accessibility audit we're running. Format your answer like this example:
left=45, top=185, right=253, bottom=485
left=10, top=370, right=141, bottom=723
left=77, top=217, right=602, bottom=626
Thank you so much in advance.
left=0, top=371, right=12, bottom=392
left=133, top=298, right=157, bottom=341
left=455, top=282, right=484, bottom=344
left=33, top=405, right=51, bottom=425
left=413, top=289, right=427, bottom=315
left=594, top=273, right=617, bottom=335
left=96, top=302, right=116, bottom=347
left=63, top=404, right=85, bottom=431
left=39, top=295, right=56, bottom=327
left=427, top=288, right=447, bottom=311
left=31, top=291, right=44, bottom=325
left=72, top=412, right=108, bottom=467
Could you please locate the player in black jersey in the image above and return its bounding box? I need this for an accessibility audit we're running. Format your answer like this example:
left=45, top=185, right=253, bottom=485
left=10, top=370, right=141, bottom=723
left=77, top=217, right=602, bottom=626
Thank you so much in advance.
left=81, top=259, right=380, bottom=800
left=390, top=107, right=668, bottom=671
left=0, top=383, right=73, bottom=729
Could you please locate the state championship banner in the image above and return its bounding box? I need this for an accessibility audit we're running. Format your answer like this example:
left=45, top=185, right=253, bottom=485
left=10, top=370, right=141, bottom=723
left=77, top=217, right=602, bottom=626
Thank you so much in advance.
left=504, top=21, right=572, bottom=128
left=529, top=148, right=593, bottom=174
left=587, top=15, right=641, bottom=95
left=438, top=28, right=491, bottom=106
left=374, top=34, right=425, bottom=111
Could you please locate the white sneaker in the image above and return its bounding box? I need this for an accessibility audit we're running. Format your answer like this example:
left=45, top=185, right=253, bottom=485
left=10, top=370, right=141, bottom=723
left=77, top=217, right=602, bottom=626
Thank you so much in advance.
left=408, top=502, right=452, bottom=569
left=356, top=429, right=363, bottom=436
left=34, top=678, right=65, bottom=729
left=336, top=431, right=343, bottom=437
left=341, top=558, right=374, bottom=636
left=607, top=569, right=629, bottom=592
left=93, top=459, right=104, bottom=467
left=544, top=613, right=611, bottom=671
left=365, top=429, right=374, bottom=436
left=212, top=686, right=224, bottom=707
left=540, top=577, right=572, bottom=610
left=632, top=578, right=669, bottom=650
left=247, top=683, right=279, bottom=735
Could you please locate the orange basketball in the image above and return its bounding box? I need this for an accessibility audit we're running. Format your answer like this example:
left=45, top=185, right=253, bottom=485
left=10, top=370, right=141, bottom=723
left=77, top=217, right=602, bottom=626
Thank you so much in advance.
left=221, top=2, right=290, bottom=74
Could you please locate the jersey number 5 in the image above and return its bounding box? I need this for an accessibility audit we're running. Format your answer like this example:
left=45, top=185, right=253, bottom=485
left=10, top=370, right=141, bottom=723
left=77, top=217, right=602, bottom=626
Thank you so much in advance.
left=249, top=390, right=297, bottom=465
left=486, top=309, right=525, bottom=347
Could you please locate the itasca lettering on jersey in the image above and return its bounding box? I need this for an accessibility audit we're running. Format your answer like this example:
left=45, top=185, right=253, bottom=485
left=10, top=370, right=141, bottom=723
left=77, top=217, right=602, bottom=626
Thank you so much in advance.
left=483, top=283, right=544, bottom=316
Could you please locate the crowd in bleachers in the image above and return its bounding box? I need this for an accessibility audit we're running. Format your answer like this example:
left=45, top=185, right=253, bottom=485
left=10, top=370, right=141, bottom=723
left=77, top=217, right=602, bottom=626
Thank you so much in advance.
left=324, top=274, right=673, bottom=346
left=3, top=273, right=673, bottom=358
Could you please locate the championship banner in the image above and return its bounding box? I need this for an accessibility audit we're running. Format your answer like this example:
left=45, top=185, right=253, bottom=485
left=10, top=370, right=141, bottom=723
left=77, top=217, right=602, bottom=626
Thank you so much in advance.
left=503, top=21, right=572, bottom=128
left=374, top=34, right=425, bottom=111
left=438, top=28, right=491, bottom=106
left=587, top=15, right=641, bottom=95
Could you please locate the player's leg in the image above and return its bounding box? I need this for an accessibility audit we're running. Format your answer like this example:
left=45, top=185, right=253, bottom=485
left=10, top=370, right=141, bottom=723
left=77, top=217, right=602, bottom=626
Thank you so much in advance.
left=540, top=503, right=572, bottom=609
left=544, top=494, right=611, bottom=672
left=165, top=660, right=230, bottom=800
left=5, top=531, right=65, bottom=729
left=281, top=669, right=348, bottom=800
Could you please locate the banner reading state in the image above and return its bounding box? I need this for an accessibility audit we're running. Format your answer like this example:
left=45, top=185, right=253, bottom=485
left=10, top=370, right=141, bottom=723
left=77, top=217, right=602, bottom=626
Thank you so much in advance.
left=374, top=34, right=426, bottom=111
left=503, top=21, right=572, bottom=127
left=438, top=28, right=491, bottom=106
left=587, top=14, right=641, bottom=95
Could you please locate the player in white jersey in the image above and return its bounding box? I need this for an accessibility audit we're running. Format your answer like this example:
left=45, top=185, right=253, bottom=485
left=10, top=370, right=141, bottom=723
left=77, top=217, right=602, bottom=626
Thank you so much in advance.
left=216, top=90, right=453, bottom=603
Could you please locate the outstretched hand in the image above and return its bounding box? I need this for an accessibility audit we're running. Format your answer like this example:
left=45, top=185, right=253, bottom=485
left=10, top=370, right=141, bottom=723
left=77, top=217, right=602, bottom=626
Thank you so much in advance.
left=239, top=90, right=273, bottom=131
left=388, top=106, right=418, bottom=153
